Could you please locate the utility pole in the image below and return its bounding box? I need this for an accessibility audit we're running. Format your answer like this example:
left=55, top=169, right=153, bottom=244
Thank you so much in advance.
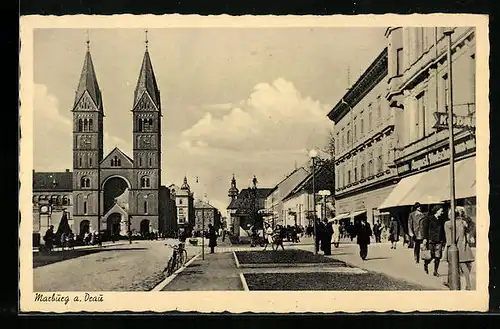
left=309, top=149, right=318, bottom=255
left=444, top=28, right=460, bottom=290
left=202, top=203, right=205, bottom=260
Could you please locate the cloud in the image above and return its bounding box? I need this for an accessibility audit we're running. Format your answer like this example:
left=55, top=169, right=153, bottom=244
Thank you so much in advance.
left=33, top=84, right=131, bottom=171
left=180, top=78, right=331, bottom=154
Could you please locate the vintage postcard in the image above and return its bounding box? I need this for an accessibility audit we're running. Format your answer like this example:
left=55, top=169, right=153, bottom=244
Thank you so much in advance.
left=19, top=14, right=489, bottom=313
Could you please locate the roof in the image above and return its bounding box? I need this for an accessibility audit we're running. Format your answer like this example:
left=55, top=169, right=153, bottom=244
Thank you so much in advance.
left=33, top=171, right=73, bottom=192
left=282, top=161, right=335, bottom=202
left=100, top=147, right=134, bottom=167
left=133, top=50, right=161, bottom=110
left=227, top=187, right=273, bottom=209
left=327, top=47, right=388, bottom=122
left=194, top=199, right=217, bottom=209
left=73, top=50, right=102, bottom=111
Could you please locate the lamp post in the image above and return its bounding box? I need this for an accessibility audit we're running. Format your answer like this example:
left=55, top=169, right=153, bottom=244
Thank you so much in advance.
left=309, top=149, right=318, bottom=255
left=201, top=194, right=206, bottom=260
left=444, top=28, right=460, bottom=290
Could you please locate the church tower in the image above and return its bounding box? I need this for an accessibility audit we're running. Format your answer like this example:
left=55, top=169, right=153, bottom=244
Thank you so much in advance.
left=72, top=37, right=104, bottom=233
left=130, top=31, right=162, bottom=232
left=228, top=174, right=239, bottom=204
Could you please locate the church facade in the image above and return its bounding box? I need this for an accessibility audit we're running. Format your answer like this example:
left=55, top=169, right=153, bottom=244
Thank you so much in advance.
left=33, top=39, right=166, bottom=238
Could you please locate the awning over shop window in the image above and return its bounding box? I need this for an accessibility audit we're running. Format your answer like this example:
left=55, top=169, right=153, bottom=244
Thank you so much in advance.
left=350, top=210, right=367, bottom=218
left=329, top=212, right=350, bottom=222
left=379, top=156, right=476, bottom=209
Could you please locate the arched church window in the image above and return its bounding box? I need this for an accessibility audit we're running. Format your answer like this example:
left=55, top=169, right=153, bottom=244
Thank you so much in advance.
left=83, top=119, right=88, bottom=132
left=149, top=157, right=152, bottom=167
left=79, top=157, right=82, bottom=167
left=141, top=176, right=151, bottom=188
left=89, top=157, right=93, bottom=167
left=89, top=118, right=93, bottom=132
left=143, top=201, right=148, bottom=214
left=117, top=159, right=121, bottom=166
left=83, top=201, right=87, bottom=214
left=139, top=157, right=142, bottom=167
left=81, top=177, right=91, bottom=188
left=62, top=196, right=69, bottom=206
left=51, top=195, right=58, bottom=205
left=78, top=119, right=83, bottom=132
left=138, top=119, right=143, bottom=132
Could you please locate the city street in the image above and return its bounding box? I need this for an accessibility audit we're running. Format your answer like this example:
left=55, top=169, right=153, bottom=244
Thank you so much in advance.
left=33, top=239, right=197, bottom=292
left=157, top=237, right=474, bottom=291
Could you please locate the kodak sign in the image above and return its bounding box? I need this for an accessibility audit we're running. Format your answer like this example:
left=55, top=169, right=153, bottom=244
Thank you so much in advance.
left=433, top=111, right=476, bottom=130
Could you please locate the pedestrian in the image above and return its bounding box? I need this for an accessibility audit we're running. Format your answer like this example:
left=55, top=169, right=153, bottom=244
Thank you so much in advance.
left=273, top=224, right=285, bottom=251
left=207, top=223, right=217, bottom=254
left=421, top=205, right=445, bottom=277
left=43, top=225, right=55, bottom=252
left=354, top=217, right=372, bottom=260
left=443, top=206, right=475, bottom=290
left=316, top=218, right=324, bottom=252
left=263, top=223, right=274, bottom=251
left=408, top=202, right=426, bottom=263
left=389, top=216, right=399, bottom=249
left=373, top=220, right=381, bottom=243
left=322, top=219, right=333, bottom=255
left=332, top=220, right=341, bottom=248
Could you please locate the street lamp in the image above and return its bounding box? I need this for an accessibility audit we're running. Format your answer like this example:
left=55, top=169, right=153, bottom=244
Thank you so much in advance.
left=309, top=148, right=318, bottom=255
left=444, top=27, right=460, bottom=290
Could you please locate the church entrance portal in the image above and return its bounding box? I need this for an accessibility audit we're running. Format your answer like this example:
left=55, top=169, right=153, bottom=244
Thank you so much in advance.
left=80, top=220, right=90, bottom=236
left=107, top=213, right=122, bottom=236
left=103, top=176, right=129, bottom=215
left=140, top=219, right=150, bottom=235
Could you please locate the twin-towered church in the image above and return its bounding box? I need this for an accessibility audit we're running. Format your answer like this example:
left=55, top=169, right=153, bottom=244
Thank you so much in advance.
left=33, top=36, right=177, bottom=238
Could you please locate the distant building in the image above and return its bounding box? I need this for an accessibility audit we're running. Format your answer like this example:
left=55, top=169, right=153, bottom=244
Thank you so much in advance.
left=159, top=186, right=177, bottom=237
left=168, top=177, right=195, bottom=235
left=194, top=199, right=222, bottom=232
left=226, top=175, right=272, bottom=236
left=264, top=167, right=310, bottom=227
left=281, top=161, right=335, bottom=227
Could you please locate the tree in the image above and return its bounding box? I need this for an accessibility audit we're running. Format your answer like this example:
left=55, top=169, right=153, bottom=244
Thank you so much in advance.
left=324, top=129, right=336, bottom=159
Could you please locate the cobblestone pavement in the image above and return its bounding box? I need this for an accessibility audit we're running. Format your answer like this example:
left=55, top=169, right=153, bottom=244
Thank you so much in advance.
left=33, top=239, right=198, bottom=292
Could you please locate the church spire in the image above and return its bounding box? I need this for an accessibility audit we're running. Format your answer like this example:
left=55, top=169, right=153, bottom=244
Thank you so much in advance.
left=133, top=29, right=161, bottom=111
left=74, top=31, right=102, bottom=112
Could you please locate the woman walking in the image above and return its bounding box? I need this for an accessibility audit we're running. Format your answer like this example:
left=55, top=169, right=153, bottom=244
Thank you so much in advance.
left=444, top=206, right=475, bottom=290
left=389, top=217, right=400, bottom=249
left=332, top=220, right=341, bottom=248
left=263, top=223, right=274, bottom=251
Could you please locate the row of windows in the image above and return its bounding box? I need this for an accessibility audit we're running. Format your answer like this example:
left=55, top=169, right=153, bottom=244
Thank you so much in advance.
left=138, top=118, right=155, bottom=132
left=78, top=176, right=152, bottom=188
left=336, top=96, right=387, bottom=155
left=77, top=118, right=95, bottom=132
left=79, top=200, right=150, bottom=215
left=138, top=157, right=154, bottom=167
left=33, top=195, right=70, bottom=205
left=336, top=143, right=391, bottom=189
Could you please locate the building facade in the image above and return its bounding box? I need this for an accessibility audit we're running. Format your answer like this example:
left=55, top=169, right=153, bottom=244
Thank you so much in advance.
left=193, top=199, right=222, bottom=232
left=379, top=27, right=476, bottom=239
left=328, top=47, right=398, bottom=227
left=264, top=167, right=310, bottom=227
left=281, top=161, right=335, bottom=228
left=168, top=178, right=195, bottom=235
left=33, top=39, right=172, bottom=240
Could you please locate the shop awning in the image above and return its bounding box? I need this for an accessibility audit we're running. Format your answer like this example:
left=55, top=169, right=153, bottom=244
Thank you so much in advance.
left=350, top=210, right=367, bottom=218
left=329, top=212, right=350, bottom=222
left=379, top=156, right=476, bottom=209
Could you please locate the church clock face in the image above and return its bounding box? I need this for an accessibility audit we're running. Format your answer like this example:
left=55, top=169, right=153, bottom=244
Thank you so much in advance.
left=80, top=136, right=92, bottom=148
left=141, top=136, right=152, bottom=148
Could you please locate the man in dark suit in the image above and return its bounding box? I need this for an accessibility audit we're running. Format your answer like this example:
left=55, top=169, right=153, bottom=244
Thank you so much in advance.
left=354, top=217, right=373, bottom=260
left=408, top=202, right=426, bottom=263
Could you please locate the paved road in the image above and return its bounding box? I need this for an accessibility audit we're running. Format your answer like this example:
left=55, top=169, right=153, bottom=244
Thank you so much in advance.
left=33, top=239, right=197, bottom=292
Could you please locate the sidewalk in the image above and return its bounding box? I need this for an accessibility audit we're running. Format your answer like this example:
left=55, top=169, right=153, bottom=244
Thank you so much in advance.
left=295, top=241, right=476, bottom=290
left=161, top=252, right=244, bottom=291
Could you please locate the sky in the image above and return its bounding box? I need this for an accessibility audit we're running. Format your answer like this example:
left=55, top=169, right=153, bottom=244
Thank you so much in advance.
left=33, top=27, right=387, bottom=213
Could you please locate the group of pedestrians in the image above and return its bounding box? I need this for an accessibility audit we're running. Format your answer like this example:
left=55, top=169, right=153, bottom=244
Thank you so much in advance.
left=407, top=202, right=475, bottom=290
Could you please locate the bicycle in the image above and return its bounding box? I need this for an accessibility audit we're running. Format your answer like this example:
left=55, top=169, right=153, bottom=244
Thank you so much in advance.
left=164, top=243, right=188, bottom=276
